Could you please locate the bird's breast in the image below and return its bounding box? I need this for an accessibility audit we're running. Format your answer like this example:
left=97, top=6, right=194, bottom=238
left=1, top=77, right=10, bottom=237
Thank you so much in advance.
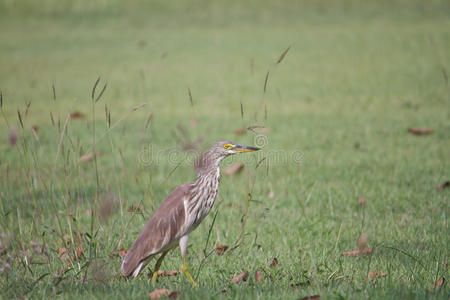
left=188, top=170, right=220, bottom=227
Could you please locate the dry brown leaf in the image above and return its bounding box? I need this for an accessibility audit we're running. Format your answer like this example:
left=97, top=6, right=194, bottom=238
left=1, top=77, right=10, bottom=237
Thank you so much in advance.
left=127, top=204, right=144, bottom=213
left=149, top=270, right=180, bottom=277
left=58, top=247, right=71, bottom=264
left=342, top=248, right=373, bottom=256
left=437, top=181, right=449, bottom=190
left=234, top=127, right=246, bottom=135
left=79, top=153, right=102, bottom=163
left=215, top=245, right=229, bottom=255
left=358, top=196, right=366, bottom=207
left=75, top=248, right=85, bottom=260
left=367, top=270, right=387, bottom=280
left=58, top=247, right=68, bottom=256
left=269, top=257, right=279, bottom=268
left=435, top=277, right=445, bottom=288
left=118, top=249, right=128, bottom=257
left=70, top=111, right=85, bottom=120
left=165, top=270, right=180, bottom=276
left=298, top=295, right=320, bottom=300
left=255, top=270, right=262, bottom=282
left=224, top=162, right=244, bottom=176
left=8, top=129, right=17, bottom=146
left=357, top=233, right=368, bottom=251
left=232, top=271, right=249, bottom=283
left=149, top=289, right=180, bottom=299
left=408, top=128, right=433, bottom=135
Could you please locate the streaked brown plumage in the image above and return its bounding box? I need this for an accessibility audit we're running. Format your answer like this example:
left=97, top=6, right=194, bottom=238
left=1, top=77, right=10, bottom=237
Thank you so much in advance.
left=121, top=141, right=259, bottom=285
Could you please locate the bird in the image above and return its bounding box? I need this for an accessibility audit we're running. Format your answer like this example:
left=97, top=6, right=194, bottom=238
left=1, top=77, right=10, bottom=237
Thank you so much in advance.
left=121, top=141, right=260, bottom=286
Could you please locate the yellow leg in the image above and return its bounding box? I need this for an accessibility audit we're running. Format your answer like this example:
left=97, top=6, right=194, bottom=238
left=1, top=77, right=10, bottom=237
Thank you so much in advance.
left=181, top=258, right=197, bottom=287
left=151, top=251, right=168, bottom=285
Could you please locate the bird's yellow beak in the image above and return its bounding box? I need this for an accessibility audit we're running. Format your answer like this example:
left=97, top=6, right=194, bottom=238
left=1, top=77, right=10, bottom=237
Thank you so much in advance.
left=231, top=145, right=260, bottom=152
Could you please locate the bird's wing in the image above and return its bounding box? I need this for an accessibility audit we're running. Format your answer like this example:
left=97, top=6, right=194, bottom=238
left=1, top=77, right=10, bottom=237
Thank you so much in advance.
left=121, top=183, right=191, bottom=277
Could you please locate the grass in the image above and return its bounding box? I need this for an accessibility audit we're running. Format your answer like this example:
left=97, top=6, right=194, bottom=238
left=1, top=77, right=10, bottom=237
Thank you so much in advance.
left=0, top=0, right=449, bottom=299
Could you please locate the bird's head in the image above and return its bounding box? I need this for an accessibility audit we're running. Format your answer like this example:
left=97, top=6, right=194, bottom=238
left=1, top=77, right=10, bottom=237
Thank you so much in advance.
left=195, top=141, right=260, bottom=172
left=213, top=140, right=260, bottom=157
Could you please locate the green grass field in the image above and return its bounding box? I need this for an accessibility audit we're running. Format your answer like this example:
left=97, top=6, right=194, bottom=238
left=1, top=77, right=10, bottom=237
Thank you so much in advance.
left=0, top=0, right=449, bottom=299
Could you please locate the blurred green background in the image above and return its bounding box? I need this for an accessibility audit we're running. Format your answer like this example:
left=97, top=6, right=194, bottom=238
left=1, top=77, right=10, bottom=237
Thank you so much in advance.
left=0, top=0, right=449, bottom=299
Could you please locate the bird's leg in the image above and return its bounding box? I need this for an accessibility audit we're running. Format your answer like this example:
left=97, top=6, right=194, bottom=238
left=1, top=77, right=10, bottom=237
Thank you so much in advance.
left=179, top=235, right=197, bottom=287
left=151, top=250, right=169, bottom=285
left=182, top=258, right=197, bottom=287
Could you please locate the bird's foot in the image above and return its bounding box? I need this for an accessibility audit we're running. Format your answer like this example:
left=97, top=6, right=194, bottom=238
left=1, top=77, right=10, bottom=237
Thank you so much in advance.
left=151, top=271, right=158, bottom=285
left=181, top=260, right=198, bottom=287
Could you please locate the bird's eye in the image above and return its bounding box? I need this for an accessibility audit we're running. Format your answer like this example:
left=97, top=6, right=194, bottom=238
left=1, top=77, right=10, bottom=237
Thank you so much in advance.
left=223, top=144, right=234, bottom=150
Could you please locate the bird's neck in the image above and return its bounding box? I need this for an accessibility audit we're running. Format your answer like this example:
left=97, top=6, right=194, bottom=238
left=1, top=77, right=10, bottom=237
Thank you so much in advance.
left=194, top=163, right=221, bottom=185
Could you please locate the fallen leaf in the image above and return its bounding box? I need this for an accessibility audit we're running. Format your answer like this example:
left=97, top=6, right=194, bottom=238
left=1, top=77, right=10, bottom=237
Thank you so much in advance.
left=70, top=111, right=85, bottom=120
left=58, top=247, right=72, bottom=265
left=234, top=127, right=246, bottom=135
left=358, top=196, right=366, bottom=207
left=298, top=295, right=320, bottom=300
left=408, top=128, right=433, bottom=135
left=118, top=249, right=128, bottom=257
left=165, top=270, right=180, bottom=276
left=75, top=248, right=85, bottom=260
left=215, top=245, right=229, bottom=255
left=58, top=247, right=69, bottom=260
left=357, top=233, right=368, bottom=251
left=79, top=153, right=102, bottom=163
left=437, top=181, right=449, bottom=190
left=8, top=129, right=17, bottom=146
left=435, top=277, right=445, bottom=288
left=224, top=162, right=244, bottom=176
left=269, top=257, right=278, bottom=268
left=149, top=289, right=180, bottom=299
left=367, top=270, right=387, bottom=280
left=232, top=271, right=249, bottom=283
left=148, top=270, right=180, bottom=277
left=255, top=270, right=262, bottom=282
left=342, top=248, right=372, bottom=256
left=127, top=204, right=144, bottom=213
